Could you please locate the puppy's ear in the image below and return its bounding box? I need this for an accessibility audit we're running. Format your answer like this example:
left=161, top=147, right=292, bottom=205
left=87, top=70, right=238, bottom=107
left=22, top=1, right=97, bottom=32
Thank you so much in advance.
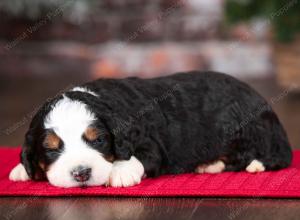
left=20, top=96, right=61, bottom=180
left=20, top=131, right=35, bottom=179
left=102, top=115, right=134, bottom=160
left=21, top=130, right=45, bottom=180
left=113, top=135, right=133, bottom=160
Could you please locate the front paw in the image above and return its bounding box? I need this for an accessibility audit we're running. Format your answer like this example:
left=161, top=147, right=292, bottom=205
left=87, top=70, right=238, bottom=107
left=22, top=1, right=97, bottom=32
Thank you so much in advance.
left=108, top=157, right=144, bottom=187
left=9, top=163, right=30, bottom=181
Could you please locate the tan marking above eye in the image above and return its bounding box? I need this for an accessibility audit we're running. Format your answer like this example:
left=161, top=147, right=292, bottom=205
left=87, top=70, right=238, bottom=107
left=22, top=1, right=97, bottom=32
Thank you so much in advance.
left=44, top=132, right=61, bottom=149
left=84, top=127, right=100, bottom=141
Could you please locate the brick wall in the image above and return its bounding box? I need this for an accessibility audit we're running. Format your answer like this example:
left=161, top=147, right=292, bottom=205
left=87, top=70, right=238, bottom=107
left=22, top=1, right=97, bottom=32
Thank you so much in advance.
left=0, top=0, right=223, bottom=43
left=0, top=0, right=272, bottom=79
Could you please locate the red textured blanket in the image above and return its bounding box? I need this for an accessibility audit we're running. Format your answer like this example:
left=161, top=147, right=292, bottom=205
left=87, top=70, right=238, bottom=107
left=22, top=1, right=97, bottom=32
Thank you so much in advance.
left=1, top=147, right=300, bottom=198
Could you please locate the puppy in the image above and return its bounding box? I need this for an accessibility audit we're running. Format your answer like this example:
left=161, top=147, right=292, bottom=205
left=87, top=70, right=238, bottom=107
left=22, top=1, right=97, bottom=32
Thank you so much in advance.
left=9, top=71, right=292, bottom=188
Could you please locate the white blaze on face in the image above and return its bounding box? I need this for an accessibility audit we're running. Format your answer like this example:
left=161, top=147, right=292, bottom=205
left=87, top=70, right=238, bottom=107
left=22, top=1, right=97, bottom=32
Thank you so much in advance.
left=44, top=96, right=113, bottom=188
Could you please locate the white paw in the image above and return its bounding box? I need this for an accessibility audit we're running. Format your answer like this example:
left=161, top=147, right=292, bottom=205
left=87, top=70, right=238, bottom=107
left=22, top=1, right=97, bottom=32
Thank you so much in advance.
left=9, top=163, right=30, bottom=181
left=195, top=160, right=225, bottom=174
left=246, top=159, right=265, bottom=173
left=108, top=156, right=144, bottom=187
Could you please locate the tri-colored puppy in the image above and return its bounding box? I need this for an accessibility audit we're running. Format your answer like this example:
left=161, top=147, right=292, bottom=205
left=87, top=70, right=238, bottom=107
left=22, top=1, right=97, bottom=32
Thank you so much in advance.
left=9, top=71, right=292, bottom=188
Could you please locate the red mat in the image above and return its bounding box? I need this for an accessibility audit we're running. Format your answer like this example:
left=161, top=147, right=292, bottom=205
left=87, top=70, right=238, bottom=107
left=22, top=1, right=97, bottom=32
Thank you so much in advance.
left=1, top=147, right=300, bottom=198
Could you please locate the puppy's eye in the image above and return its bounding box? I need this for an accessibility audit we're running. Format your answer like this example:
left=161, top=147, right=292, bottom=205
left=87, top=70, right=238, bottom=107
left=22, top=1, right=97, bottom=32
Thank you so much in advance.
left=92, top=137, right=105, bottom=145
left=85, top=136, right=106, bottom=147
left=45, top=147, right=62, bottom=157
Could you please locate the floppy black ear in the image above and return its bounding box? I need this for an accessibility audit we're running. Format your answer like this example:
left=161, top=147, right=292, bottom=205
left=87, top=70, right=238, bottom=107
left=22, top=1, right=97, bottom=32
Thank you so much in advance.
left=20, top=95, right=62, bottom=180
left=20, top=131, right=36, bottom=179
left=101, top=114, right=135, bottom=160
left=21, top=130, right=45, bottom=180
left=113, top=134, right=134, bottom=160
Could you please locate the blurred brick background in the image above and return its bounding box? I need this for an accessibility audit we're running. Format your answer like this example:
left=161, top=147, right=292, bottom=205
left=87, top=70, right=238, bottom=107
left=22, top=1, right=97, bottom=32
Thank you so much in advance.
left=0, top=0, right=272, bottom=79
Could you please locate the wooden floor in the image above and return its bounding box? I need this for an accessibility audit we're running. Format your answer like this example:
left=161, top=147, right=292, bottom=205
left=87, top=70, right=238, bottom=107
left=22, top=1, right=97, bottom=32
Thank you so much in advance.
left=1, top=75, right=300, bottom=220
left=1, top=197, right=300, bottom=220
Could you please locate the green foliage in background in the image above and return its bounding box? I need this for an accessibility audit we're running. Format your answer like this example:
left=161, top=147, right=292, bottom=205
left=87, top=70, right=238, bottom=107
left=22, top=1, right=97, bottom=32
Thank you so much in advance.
left=225, top=0, right=300, bottom=42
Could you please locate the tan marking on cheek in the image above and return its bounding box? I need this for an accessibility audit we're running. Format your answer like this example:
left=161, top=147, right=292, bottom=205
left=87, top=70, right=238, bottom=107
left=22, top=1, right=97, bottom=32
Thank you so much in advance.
left=44, top=133, right=60, bottom=149
left=84, top=127, right=99, bottom=141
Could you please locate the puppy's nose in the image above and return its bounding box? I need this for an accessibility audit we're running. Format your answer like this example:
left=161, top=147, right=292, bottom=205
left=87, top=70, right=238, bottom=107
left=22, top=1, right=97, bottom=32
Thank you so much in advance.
left=71, top=166, right=91, bottom=182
